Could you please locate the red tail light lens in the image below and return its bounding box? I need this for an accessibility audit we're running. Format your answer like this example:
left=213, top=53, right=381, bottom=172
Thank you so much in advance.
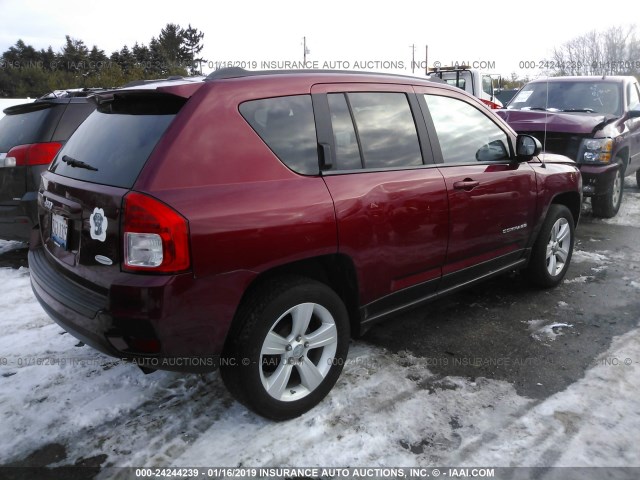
left=122, top=192, right=191, bottom=273
left=480, top=99, right=502, bottom=110
left=6, top=142, right=62, bottom=166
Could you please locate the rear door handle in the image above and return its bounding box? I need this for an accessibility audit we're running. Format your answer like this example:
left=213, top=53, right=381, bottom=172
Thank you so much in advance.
left=453, top=179, right=480, bottom=191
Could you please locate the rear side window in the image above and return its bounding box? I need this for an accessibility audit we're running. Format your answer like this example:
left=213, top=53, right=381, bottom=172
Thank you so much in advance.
left=326, top=92, right=423, bottom=170
left=239, top=95, right=319, bottom=175
left=50, top=94, right=183, bottom=188
left=327, top=94, right=362, bottom=170
left=0, top=105, right=63, bottom=152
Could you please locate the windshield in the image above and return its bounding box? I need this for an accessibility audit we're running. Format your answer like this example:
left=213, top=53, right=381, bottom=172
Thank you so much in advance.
left=507, top=81, right=622, bottom=116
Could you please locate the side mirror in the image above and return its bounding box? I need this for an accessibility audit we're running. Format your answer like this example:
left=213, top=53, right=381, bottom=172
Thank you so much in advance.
left=629, top=106, right=640, bottom=119
left=516, top=134, right=542, bottom=160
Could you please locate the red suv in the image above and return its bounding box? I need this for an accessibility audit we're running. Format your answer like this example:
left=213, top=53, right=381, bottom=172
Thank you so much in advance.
left=29, top=69, right=582, bottom=419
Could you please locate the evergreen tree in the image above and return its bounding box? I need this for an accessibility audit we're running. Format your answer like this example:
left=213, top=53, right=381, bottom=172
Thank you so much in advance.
left=158, top=23, right=189, bottom=72
left=60, top=36, right=90, bottom=72
left=182, top=24, right=206, bottom=75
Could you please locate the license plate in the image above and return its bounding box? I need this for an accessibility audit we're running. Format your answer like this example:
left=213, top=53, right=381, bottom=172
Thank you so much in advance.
left=51, top=213, right=68, bottom=249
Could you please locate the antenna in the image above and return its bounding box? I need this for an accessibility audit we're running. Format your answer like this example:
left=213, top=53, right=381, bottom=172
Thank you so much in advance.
left=541, top=77, right=548, bottom=169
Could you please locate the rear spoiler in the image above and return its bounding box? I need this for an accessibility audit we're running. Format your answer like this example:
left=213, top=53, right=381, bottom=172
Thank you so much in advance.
left=3, top=101, right=51, bottom=116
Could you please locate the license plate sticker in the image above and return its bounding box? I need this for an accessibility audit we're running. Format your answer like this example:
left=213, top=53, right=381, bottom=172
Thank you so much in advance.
left=51, top=213, right=68, bottom=249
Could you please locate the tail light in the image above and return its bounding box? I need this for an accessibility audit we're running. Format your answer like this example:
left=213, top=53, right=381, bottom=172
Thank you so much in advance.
left=122, top=192, right=191, bottom=274
left=4, top=142, right=62, bottom=167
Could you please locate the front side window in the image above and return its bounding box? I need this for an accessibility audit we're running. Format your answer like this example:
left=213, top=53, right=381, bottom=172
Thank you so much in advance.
left=424, top=94, right=509, bottom=164
left=482, top=76, right=493, bottom=96
left=327, top=92, right=422, bottom=170
left=240, top=95, right=318, bottom=175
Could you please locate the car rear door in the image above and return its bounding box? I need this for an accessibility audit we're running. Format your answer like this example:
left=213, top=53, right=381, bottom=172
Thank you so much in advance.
left=311, top=83, right=448, bottom=323
left=415, top=87, right=537, bottom=291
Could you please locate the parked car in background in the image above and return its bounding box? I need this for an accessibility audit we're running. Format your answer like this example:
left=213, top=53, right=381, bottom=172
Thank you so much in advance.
left=0, top=89, right=102, bottom=241
left=497, top=76, right=640, bottom=217
left=29, top=69, right=581, bottom=420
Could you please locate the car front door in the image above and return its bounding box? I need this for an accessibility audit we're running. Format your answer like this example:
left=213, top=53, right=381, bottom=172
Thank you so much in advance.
left=415, top=88, right=537, bottom=291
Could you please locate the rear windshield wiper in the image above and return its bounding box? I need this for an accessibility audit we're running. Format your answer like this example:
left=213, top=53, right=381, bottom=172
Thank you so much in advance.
left=562, top=108, right=596, bottom=113
left=61, top=155, right=98, bottom=171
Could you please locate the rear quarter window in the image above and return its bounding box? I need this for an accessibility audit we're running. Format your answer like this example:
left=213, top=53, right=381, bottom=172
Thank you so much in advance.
left=239, top=95, right=319, bottom=175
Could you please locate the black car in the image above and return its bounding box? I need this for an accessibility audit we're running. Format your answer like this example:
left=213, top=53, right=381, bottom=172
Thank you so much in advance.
left=0, top=89, right=101, bottom=241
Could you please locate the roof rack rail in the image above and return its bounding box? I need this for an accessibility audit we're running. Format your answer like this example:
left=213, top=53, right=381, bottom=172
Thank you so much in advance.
left=206, top=67, right=251, bottom=80
left=206, top=68, right=446, bottom=83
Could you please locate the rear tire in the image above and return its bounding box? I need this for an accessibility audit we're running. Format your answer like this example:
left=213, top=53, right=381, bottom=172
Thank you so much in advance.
left=220, top=276, right=349, bottom=420
left=592, top=161, right=623, bottom=218
left=526, top=204, right=575, bottom=288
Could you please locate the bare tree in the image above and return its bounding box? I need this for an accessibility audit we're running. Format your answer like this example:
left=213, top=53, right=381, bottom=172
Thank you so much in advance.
left=551, top=25, right=639, bottom=76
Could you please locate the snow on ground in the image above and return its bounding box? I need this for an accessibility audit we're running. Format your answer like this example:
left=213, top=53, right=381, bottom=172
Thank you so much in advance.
left=600, top=178, right=640, bottom=227
left=0, top=240, right=24, bottom=255
left=582, top=176, right=640, bottom=227
left=524, top=320, right=573, bottom=345
left=0, top=237, right=639, bottom=471
left=449, top=326, right=640, bottom=467
left=571, top=250, right=610, bottom=264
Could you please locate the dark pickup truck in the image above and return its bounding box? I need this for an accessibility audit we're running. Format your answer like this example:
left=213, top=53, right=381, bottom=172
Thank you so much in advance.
left=497, top=76, right=640, bottom=217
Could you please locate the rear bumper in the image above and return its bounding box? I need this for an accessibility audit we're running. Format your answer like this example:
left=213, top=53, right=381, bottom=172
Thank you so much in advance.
left=578, top=163, right=619, bottom=197
left=28, top=246, right=236, bottom=372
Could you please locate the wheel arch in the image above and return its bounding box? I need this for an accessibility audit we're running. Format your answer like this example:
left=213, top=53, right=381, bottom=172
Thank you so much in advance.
left=615, top=146, right=630, bottom=169
left=223, top=254, right=362, bottom=349
left=551, top=191, right=581, bottom=226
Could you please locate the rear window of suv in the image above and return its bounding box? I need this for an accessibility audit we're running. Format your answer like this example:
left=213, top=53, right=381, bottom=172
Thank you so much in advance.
left=49, top=93, right=185, bottom=188
left=0, top=104, right=63, bottom=152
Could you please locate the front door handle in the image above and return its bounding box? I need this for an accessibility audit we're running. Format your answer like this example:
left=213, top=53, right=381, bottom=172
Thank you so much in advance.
left=453, top=179, right=480, bottom=191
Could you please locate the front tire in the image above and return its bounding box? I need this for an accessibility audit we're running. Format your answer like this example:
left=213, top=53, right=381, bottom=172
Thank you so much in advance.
left=220, top=276, right=350, bottom=420
left=592, top=161, right=623, bottom=218
left=526, top=205, right=575, bottom=288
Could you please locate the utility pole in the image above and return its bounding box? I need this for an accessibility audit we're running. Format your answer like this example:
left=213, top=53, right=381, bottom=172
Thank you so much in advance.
left=410, top=44, right=416, bottom=74
left=303, top=36, right=308, bottom=64
left=425, top=45, right=428, bottom=75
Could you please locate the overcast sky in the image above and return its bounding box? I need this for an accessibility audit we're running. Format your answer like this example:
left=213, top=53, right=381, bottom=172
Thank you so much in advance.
left=0, top=0, right=637, bottom=78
